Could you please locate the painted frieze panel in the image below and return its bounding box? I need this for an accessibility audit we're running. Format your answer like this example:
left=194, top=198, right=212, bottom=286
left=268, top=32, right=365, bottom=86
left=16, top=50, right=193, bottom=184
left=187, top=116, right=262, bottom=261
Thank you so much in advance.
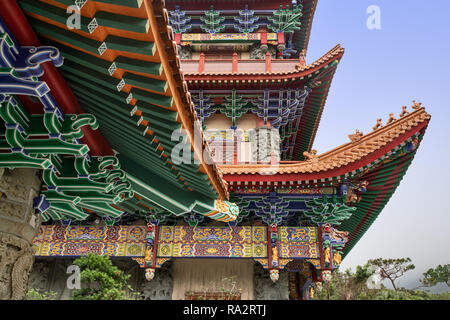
left=278, top=227, right=319, bottom=259
left=33, top=225, right=320, bottom=262
left=33, top=225, right=146, bottom=257
left=157, top=226, right=267, bottom=259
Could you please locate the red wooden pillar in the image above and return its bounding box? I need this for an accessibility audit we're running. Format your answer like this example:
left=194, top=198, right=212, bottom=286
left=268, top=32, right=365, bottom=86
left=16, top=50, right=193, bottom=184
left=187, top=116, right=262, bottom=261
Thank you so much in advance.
left=267, top=225, right=273, bottom=268
left=174, top=33, right=181, bottom=45
left=317, top=225, right=324, bottom=282
left=260, top=32, right=268, bottom=50
left=232, top=52, right=238, bottom=73
left=199, top=52, right=205, bottom=73
left=277, top=31, right=285, bottom=48
left=277, top=31, right=285, bottom=59
left=233, top=131, right=238, bottom=165
left=152, top=224, right=159, bottom=268
left=265, top=52, right=271, bottom=73
left=318, top=225, right=324, bottom=270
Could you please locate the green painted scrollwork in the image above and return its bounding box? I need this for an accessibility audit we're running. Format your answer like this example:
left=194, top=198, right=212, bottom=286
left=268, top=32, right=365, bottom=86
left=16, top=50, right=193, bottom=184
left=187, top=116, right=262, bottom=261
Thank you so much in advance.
left=304, top=195, right=356, bottom=225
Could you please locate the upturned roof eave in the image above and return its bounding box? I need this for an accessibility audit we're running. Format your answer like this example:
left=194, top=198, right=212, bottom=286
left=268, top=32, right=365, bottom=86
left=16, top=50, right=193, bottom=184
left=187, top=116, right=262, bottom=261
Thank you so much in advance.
left=218, top=106, right=431, bottom=181
left=16, top=0, right=229, bottom=200
left=183, top=44, right=344, bottom=81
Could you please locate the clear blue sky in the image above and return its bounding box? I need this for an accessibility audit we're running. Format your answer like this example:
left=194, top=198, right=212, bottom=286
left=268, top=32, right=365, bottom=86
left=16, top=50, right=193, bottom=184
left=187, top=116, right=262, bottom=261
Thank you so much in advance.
left=306, top=0, right=450, bottom=291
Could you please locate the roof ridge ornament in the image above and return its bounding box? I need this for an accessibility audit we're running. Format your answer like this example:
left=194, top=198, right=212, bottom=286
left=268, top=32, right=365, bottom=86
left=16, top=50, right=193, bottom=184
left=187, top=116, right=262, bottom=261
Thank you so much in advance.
left=373, top=102, right=427, bottom=132
left=348, top=129, right=363, bottom=143
left=303, top=149, right=318, bottom=162
left=387, top=113, right=396, bottom=124
left=372, top=118, right=383, bottom=131
left=399, top=106, right=409, bottom=117
left=412, top=100, right=422, bottom=110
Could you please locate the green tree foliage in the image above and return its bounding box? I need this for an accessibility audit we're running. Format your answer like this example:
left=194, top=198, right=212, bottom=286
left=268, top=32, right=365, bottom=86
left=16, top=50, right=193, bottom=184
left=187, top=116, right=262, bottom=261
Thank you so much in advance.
left=72, top=254, right=135, bottom=300
left=359, top=288, right=437, bottom=300
left=421, top=264, right=450, bottom=288
left=315, top=264, right=374, bottom=300
left=354, top=263, right=375, bottom=285
left=26, top=288, right=57, bottom=300
left=368, top=258, right=415, bottom=291
left=313, top=261, right=450, bottom=300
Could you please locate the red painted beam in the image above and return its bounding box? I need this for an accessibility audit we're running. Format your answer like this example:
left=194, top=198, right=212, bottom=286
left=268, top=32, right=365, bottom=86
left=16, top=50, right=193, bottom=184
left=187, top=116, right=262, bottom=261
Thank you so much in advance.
left=0, top=0, right=114, bottom=156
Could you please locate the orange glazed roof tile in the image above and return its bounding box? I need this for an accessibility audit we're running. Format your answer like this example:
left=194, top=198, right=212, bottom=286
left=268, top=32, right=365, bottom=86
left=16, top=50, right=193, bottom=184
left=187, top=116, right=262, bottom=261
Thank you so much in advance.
left=218, top=105, right=430, bottom=176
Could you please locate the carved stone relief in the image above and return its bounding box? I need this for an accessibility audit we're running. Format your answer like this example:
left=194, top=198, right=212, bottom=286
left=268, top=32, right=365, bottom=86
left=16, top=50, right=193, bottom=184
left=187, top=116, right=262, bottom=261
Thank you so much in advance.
left=0, top=233, right=35, bottom=300
left=0, top=168, right=42, bottom=300
left=253, top=262, right=289, bottom=300
left=140, top=260, right=173, bottom=300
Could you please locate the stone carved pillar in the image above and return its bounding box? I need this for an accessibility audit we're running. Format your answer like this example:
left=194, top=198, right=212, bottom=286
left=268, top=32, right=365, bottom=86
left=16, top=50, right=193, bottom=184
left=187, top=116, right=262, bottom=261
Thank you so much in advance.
left=0, top=168, right=42, bottom=300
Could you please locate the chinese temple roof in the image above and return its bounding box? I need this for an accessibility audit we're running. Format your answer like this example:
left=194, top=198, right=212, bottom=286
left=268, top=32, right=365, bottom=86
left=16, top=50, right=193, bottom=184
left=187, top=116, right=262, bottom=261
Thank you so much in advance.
left=219, top=104, right=431, bottom=254
left=5, top=0, right=236, bottom=221
left=1, top=0, right=431, bottom=262
left=218, top=106, right=429, bottom=177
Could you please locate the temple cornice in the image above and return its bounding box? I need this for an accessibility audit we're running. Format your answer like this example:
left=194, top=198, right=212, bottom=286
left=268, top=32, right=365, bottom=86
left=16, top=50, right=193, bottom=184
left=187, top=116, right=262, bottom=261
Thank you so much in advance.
left=218, top=105, right=430, bottom=179
left=183, top=45, right=344, bottom=82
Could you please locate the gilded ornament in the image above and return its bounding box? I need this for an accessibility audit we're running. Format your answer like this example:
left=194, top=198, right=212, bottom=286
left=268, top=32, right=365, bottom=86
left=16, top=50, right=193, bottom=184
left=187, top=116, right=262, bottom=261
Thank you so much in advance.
left=272, top=246, right=279, bottom=262
left=324, top=246, right=331, bottom=264
left=309, top=286, right=315, bottom=298
left=333, top=251, right=342, bottom=266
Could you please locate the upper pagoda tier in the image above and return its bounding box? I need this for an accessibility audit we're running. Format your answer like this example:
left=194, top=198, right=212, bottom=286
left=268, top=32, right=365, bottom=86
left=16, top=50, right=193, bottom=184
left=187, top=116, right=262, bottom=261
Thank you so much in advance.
left=165, top=0, right=338, bottom=161
left=166, top=0, right=318, bottom=56
left=183, top=45, right=344, bottom=160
